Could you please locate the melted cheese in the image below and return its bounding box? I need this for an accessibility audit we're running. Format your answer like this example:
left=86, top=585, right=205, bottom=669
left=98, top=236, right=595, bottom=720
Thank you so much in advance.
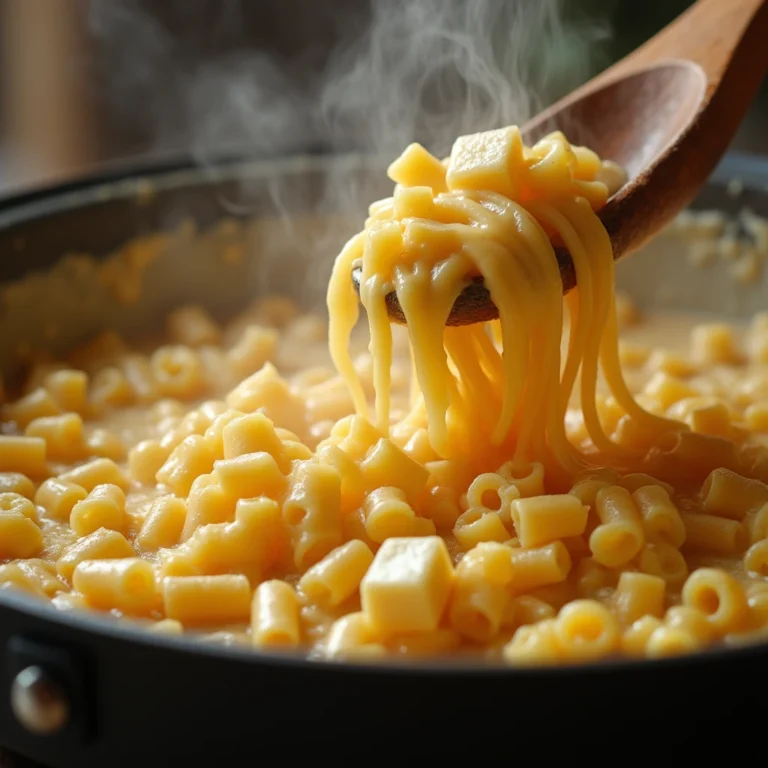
left=328, top=126, right=676, bottom=490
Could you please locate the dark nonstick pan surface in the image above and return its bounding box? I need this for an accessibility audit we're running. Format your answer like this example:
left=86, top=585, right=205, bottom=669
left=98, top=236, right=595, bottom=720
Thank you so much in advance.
left=0, top=152, right=767, bottom=767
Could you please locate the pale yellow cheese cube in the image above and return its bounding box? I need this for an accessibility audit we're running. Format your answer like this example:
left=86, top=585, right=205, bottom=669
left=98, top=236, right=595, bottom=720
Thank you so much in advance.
left=365, top=220, right=405, bottom=276
left=393, top=185, right=436, bottom=220
left=387, top=143, right=447, bottom=193
left=361, top=536, right=454, bottom=636
left=446, top=126, right=524, bottom=196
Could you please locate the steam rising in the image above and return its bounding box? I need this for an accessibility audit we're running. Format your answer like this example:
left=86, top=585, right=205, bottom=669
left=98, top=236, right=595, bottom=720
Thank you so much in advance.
left=87, top=0, right=612, bottom=303
left=89, top=0, right=611, bottom=165
left=321, top=0, right=610, bottom=159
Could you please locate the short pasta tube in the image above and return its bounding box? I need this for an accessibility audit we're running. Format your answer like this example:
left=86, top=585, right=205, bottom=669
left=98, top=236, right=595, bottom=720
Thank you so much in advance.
left=748, top=502, right=768, bottom=543
left=618, top=473, right=673, bottom=495
left=155, top=435, right=216, bottom=497
left=743, top=539, right=768, bottom=577
left=18, top=560, right=65, bottom=597
left=449, top=575, right=508, bottom=643
left=664, top=605, right=714, bottom=644
left=251, top=580, right=301, bottom=649
left=465, top=472, right=507, bottom=513
left=502, top=619, right=562, bottom=665
left=0, top=472, right=35, bottom=499
left=0, top=436, right=47, bottom=477
left=137, top=495, right=188, bottom=551
left=621, top=615, right=663, bottom=657
left=612, top=571, right=666, bottom=625
left=86, top=429, right=126, bottom=461
left=456, top=542, right=515, bottom=585
left=215, top=452, right=287, bottom=501
left=0, top=491, right=38, bottom=522
left=128, top=439, right=172, bottom=485
left=510, top=494, right=588, bottom=548
left=151, top=345, right=206, bottom=400
left=509, top=541, right=571, bottom=594
left=680, top=513, right=747, bottom=555
left=554, top=599, right=620, bottom=660
left=589, top=486, right=644, bottom=567
left=283, top=460, right=343, bottom=570
left=681, top=567, right=748, bottom=634
left=631, top=485, right=686, bottom=548
left=453, top=508, right=509, bottom=549
left=59, top=458, right=127, bottom=492
left=228, top=326, right=278, bottom=378
left=73, top=558, right=159, bottom=615
left=56, top=528, right=135, bottom=581
left=498, top=460, right=545, bottom=498
left=361, top=487, right=417, bottom=542
left=574, top=557, right=617, bottom=598
left=298, top=539, right=374, bottom=607
left=166, top=305, right=221, bottom=348
left=70, top=484, right=127, bottom=537
left=0, top=507, right=42, bottom=560
left=45, top=369, right=88, bottom=414
left=325, top=612, right=386, bottom=659
left=645, top=626, right=701, bottom=658
left=119, top=353, right=158, bottom=404
left=0, top=563, right=46, bottom=597
left=181, top=474, right=237, bottom=541
left=163, top=574, right=252, bottom=625
left=2, top=388, right=60, bottom=429
left=700, top=467, right=768, bottom=520
left=638, top=542, right=689, bottom=588
left=26, top=412, right=86, bottom=462
left=644, top=431, right=738, bottom=484
left=569, top=478, right=610, bottom=506
left=502, top=595, right=556, bottom=630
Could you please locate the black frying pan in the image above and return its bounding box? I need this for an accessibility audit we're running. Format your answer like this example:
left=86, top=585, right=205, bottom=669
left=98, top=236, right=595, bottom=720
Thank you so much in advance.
left=0, top=153, right=767, bottom=767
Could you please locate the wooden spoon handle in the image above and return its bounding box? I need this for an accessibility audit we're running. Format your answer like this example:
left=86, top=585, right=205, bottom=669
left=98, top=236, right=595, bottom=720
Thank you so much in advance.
left=585, top=0, right=768, bottom=259
left=610, top=0, right=768, bottom=88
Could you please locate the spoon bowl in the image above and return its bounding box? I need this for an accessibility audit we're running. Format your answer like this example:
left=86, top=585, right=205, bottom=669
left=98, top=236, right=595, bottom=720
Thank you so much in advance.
left=352, top=0, right=768, bottom=326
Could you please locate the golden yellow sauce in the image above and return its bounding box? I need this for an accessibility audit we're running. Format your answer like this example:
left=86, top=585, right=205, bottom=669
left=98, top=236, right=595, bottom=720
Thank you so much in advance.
left=2, top=128, right=768, bottom=663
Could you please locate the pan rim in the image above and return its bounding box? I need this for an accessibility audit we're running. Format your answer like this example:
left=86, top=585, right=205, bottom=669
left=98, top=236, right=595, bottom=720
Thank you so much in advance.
left=3, top=585, right=767, bottom=677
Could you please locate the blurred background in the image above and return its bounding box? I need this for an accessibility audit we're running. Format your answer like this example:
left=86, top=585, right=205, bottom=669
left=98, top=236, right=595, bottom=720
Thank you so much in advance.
left=0, top=0, right=765, bottom=197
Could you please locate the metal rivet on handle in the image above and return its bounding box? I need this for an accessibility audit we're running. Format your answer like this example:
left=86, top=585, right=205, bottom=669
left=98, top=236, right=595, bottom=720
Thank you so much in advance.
left=10, top=665, right=70, bottom=735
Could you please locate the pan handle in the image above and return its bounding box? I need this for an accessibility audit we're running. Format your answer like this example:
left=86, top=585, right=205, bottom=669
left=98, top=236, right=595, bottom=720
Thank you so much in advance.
left=3, top=634, right=95, bottom=763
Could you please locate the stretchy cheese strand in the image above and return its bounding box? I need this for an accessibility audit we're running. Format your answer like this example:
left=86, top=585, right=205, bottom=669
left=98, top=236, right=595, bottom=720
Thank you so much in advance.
left=327, top=127, right=681, bottom=489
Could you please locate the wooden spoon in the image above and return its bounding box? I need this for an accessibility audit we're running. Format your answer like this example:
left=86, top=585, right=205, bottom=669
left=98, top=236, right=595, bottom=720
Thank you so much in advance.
left=351, top=0, right=768, bottom=326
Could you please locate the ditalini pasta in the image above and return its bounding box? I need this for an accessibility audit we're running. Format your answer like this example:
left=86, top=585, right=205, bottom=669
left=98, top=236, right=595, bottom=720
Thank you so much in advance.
left=4, top=126, right=768, bottom=664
